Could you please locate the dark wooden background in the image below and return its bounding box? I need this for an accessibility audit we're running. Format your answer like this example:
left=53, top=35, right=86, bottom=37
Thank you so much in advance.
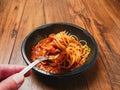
left=0, top=0, right=120, bottom=90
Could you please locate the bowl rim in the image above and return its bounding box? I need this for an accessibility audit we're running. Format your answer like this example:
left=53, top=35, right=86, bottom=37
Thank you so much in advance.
left=21, top=22, right=98, bottom=78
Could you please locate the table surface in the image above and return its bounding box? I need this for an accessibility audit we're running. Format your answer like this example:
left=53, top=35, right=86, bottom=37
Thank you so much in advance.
left=0, top=0, right=120, bottom=90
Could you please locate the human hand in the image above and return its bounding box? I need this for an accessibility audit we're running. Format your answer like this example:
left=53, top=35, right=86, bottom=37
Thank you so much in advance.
left=0, top=64, right=32, bottom=90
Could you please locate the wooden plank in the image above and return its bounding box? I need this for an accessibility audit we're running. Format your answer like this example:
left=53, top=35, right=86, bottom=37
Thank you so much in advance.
left=0, top=0, right=13, bottom=63
left=44, top=0, right=86, bottom=28
left=0, top=0, right=12, bottom=30
left=9, top=0, right=45, bottom=90
left=67, top=0, right=111, bottom=90
left=101, top=0, right=120, bottom=29
left=9, top=0, right=45, bottom=64
left=77, top=0, right=120, bottom=89
left=0, top=0, right=26, bottom=64
left=44, top=0, right=72, bottom=23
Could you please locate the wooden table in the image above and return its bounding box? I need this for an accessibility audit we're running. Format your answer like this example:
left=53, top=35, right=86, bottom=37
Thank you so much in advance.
left=0, top=0, right=120, bottom=90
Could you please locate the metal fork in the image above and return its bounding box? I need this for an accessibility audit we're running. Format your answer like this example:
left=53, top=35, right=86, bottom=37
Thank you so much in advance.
left=19, top=55, right=59, bottom=76
left=64, top=30, right=71, bottom=36
left=19, top=56, right=49, bottom=75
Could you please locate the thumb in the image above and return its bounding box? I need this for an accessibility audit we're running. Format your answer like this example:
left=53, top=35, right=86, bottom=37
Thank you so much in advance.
left=0, top=73, right=24, bottom=90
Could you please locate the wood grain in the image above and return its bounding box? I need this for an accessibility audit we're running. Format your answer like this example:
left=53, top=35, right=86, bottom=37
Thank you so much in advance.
left=9, top=0, right=45, bottom=90
left=0, top=0, right=26, bottom=64
left=0, top=0, right=120, bottom=90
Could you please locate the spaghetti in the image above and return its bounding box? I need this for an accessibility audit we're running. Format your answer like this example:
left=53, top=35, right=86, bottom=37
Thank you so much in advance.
left=31, top=31, right=91, bottom=74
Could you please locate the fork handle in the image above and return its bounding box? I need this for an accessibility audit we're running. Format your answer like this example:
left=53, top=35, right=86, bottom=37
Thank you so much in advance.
left=19, top=57, right=48, bottom=75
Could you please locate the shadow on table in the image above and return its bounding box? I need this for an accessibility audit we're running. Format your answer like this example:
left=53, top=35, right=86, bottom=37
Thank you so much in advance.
left=32, top=61, right=99, bottom=90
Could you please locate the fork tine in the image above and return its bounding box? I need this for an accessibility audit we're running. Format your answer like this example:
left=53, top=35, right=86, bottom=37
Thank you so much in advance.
left=64, top=30, right=68, bottom=34
left=19, top=56, right=48, bottom=75
left=64, top=30, right=69, bottom=35
left=64, top=30, right=71, bottom=36
left=68, top=33, right=71, bottom=36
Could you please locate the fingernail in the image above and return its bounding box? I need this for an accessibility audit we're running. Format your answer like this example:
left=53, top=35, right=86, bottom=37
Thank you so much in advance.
left=12, top=73, right=24, bottom=84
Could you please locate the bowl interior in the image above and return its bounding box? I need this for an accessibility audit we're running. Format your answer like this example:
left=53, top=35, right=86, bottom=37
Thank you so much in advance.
left=22, top=23, right=98, bottom=77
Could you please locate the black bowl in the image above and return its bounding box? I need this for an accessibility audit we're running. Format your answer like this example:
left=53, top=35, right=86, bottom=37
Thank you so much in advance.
left=21, top=22, right=98, bottom=78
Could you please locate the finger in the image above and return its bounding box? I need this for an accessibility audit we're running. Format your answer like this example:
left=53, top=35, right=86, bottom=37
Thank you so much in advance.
left=0, top=64, right=24, bottom=81
left=0, top=64, right=32, bottom=81
left=0, top=73, right=24, bottom=90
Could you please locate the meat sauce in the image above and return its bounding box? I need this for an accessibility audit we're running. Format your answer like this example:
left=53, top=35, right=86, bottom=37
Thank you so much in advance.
left=31, top=34, right=64, bottom=74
